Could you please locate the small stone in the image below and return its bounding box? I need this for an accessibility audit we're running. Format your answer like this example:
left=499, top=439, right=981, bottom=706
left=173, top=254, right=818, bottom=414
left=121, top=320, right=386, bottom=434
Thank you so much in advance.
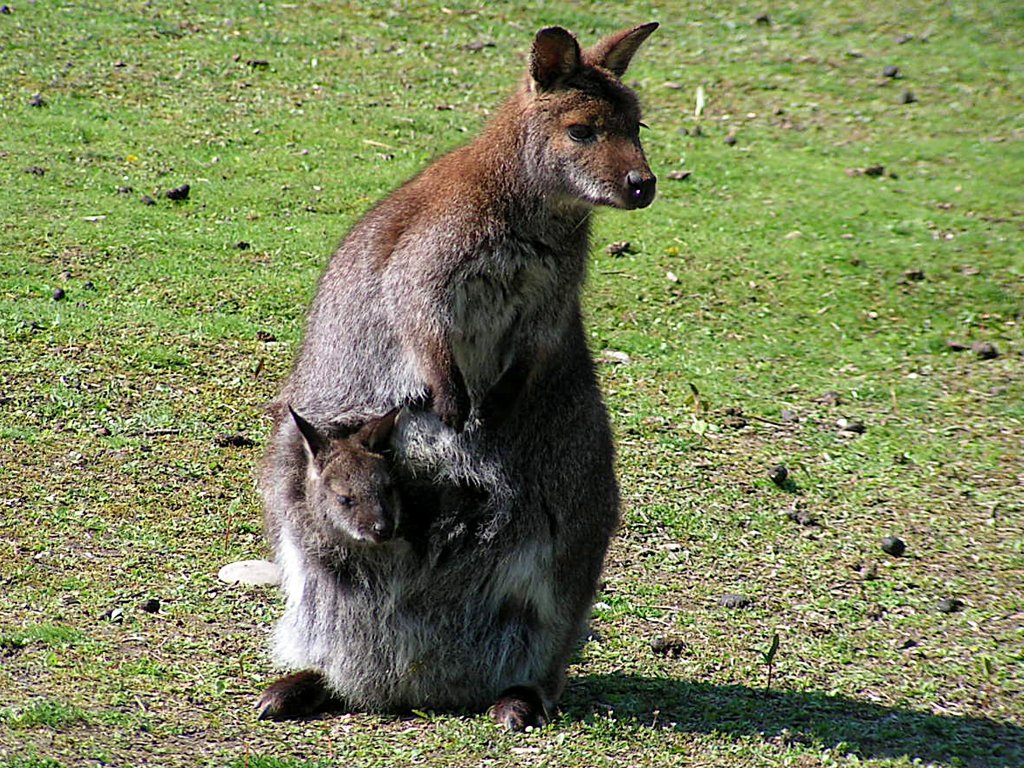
left=140, top=598, right=161, bottom=613
left=881, top=536, right=906, bottom=557
left=101, top=607, right=124, bottom=623
left=25, top=166, right=46, bottom=176
left=650, top=635, right=687, bottom=658
left=780, top=409, right=799, bottom=423
left=667, top=170, right=692, bottom=181
left=215, top=433, right=255, bottom=448
left=598, top=349, right=631, bottom=365
left=937, top=598, right=964, bottom=614
left=246, top=59, right=270, bottom=69
left=95, top=426, right=111, bottom=437
left=817, top=391, right=842, bottom=406
left=721, top=415, right=747, bottom=430
left=864, top=165, right=886, bottom=177
left=141, top=195, right=156, bottom=206
left=901, top=91, right=918, bottom=104
left=256, top=330, right=277, bottom=342
left=783, top=230, right=802, bottom=240
left=606, top=240, right=632, bottom=256
left=768, top=464, right=789, bottom=486
left=116, top=185, right=133, bottom=194
left=883, top=65, right=901, bottom=78
left=663, top=81, right=683, bottom=90
left=52, top=288, right=66, bottom=302
left=724, top=134, right=738, bottom=146
left=903, top=268, right=925, bottom=281
left=218, top=559, right=281, bottom=586
left=896, top=637, right=918, bottom=649
left=234, top=240, right=251, bottom=250
left=29, top=93, right=46, bottom=107
left=165, top=183, right=190, bottom=201
left=896, top=34, right=914, bottom=45
left=971, top=341, right=999, bottom=360
left=946, top=340, right=970, bottom=352
left=718, top=593, right=752, bottom=609
left=787, top=505, right=818, bottom=527
left=859, top=562, right=879, bottom=581
left=836, top=417, right=866, bottom=434
left=755, top=13, right=771, bottom=25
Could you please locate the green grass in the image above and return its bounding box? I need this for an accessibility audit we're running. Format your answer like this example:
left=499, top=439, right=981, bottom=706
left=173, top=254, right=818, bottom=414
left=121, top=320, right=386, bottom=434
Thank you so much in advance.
left=1, top=1, right=1022, bottom=766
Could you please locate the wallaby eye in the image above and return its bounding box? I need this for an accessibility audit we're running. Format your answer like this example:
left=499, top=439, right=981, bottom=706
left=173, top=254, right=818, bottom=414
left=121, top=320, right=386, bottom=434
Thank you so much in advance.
left=335, top=494, right=354, bottom=508
left=567, top=124, right=596, bottom=143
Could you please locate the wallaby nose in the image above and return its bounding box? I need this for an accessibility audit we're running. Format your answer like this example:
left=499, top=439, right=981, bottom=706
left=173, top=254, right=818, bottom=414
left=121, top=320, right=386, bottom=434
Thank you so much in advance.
left=626, top=170, right=656, bottom=209
left=372, top=516, right=394, bottom=541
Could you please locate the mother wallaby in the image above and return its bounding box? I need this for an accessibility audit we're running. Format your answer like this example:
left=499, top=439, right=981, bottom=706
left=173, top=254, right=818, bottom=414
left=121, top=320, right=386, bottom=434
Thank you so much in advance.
left=260, top=22, right=658, bottom=730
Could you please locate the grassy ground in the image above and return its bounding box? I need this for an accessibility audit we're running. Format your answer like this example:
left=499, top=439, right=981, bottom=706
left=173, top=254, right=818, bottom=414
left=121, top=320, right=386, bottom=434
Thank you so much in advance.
left=1, top=1, right=1022, bottom=766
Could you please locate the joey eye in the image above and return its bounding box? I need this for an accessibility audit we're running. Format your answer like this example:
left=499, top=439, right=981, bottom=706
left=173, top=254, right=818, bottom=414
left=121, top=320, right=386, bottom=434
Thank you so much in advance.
left=567, top=124, right=596, bottom=143
left=335, top=494, right=354, bottom=508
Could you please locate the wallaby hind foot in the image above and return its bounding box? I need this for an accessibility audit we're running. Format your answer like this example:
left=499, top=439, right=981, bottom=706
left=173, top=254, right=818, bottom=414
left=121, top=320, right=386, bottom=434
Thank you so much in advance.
left=257, top=670, right=332, bottom=721
left=489, top=685, right=550, bottom=731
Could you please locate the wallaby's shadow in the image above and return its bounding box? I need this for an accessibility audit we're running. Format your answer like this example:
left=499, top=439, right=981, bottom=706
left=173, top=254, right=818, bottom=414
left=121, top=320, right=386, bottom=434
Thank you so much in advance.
left=562, top=673, right=1022, bottom=766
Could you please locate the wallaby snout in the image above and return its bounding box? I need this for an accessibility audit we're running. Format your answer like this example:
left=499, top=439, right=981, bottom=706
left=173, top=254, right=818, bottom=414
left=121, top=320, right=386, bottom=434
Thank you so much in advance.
left=625, top=168, right=656, bottom=209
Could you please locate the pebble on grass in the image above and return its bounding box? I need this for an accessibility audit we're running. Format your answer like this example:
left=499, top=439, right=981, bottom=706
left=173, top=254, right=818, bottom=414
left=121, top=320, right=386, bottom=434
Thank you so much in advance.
left=768, top=464, right=789, bottom=487
left=165, top=183, right=190, bottom=201
left=140, top=598, right=161, bottom=613
left=215, top=433, right=256, bottom=448
left=971, top=341, right=999, bottom=360
left=937, top=598, right=964, bottom=614
left=881, top=536, right=906, bottom=557
left=718, top=593, right=752, bottom=609
left=218, top=559, right=281, bottom=587
left=650, top=636, right=687, bottom=658
left=52, top=288, right=66, bottom=302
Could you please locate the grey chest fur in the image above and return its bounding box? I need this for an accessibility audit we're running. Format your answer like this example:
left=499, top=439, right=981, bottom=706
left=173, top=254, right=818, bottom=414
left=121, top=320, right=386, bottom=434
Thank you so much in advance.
left=449, top=243, right=560, bottom=400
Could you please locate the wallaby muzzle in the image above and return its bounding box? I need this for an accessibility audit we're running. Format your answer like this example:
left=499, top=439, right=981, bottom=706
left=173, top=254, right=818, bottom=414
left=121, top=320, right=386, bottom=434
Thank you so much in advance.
left=626, top=169, right=657, bottom=209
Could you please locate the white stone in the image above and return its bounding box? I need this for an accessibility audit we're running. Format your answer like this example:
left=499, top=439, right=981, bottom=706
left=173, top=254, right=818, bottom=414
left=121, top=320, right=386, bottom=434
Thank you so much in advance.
left=218, top=559, right=281, bottom=586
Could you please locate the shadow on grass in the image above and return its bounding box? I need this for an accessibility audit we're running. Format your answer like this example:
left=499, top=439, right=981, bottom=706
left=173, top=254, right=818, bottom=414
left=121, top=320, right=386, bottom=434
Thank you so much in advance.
left=564, top=673, right=1022, bottom=766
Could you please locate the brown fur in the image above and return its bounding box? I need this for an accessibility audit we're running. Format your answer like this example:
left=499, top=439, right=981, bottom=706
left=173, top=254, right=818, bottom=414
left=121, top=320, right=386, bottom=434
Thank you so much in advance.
left=260, top=23, right=658, bottom=729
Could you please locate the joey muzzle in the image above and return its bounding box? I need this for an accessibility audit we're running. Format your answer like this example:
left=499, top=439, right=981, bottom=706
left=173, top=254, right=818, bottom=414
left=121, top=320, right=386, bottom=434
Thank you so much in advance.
left=626, top=169, right=656, bottom=209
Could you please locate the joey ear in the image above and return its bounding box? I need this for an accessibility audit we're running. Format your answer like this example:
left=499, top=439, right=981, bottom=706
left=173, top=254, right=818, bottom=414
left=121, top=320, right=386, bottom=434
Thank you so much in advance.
left=358, top=406, right=401, bottom=454
left=585, top=22, right=658, bottom=78
left=530, top=27, right=582, bottom=90
left=289, top=406, right=327, bottom=460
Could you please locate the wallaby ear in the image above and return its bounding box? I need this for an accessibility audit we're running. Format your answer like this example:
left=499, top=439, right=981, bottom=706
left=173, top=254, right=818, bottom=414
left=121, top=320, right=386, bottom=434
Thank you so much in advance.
left=358, top=406, right=401, bottom=454
left=530, top=26, right=582, bottom=90
left=585, top=22, right=658, bottom=78
left=290, top=406, right=327, bottom=460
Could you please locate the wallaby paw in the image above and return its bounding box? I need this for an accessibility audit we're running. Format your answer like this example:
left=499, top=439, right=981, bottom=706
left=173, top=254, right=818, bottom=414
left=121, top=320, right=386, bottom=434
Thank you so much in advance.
left=489, top=685, right=550, bottom=731
left=256, top=670, right=330, bottom=721
left=433, top=390, right=470, bottom=432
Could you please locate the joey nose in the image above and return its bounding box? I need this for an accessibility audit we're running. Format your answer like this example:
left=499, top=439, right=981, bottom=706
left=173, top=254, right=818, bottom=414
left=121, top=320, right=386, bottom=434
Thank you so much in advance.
left=372, top=517, right=394, bottom=541
left=626, top=170, right=656, bottom=209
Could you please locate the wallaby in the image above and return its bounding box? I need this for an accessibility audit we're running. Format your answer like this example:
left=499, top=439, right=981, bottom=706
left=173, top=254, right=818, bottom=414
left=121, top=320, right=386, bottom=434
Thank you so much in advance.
left=290, top=405, right=401, bottom=546
left=258, top=406, right=401, bottom=721
left=259, top=22, right=658, bottom=730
